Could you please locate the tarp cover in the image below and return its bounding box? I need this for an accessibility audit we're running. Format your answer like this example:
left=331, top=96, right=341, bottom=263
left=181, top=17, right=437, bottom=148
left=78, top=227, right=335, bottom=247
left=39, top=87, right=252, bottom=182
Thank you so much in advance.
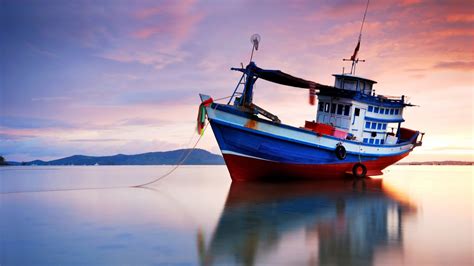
left=254, top=67, right=317, bottom=88
left=233, top=63, right=317, bottom=89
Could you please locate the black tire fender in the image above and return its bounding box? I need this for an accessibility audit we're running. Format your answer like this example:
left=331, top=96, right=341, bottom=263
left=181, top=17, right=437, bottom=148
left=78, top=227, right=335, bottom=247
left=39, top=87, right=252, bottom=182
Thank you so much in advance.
left=352, top=163, right=367, bottom=178
left=335, top=144, right=347, bottom=160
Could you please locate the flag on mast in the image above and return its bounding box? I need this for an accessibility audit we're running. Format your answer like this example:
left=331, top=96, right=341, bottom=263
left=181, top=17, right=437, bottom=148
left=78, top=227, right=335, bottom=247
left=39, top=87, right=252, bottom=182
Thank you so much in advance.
left=350, top=40, right=360, bottom=61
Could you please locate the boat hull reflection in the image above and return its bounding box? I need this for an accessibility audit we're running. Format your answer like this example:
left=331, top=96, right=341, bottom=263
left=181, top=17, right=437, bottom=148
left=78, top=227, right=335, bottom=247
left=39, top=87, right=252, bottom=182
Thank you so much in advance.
left=201, top=179, right=416, bottom=266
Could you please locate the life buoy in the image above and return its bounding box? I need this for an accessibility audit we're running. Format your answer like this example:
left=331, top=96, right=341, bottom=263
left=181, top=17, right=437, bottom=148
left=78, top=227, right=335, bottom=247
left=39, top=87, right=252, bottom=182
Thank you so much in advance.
left=196, top=98, right=214, bottom=135
left=352, top=163, right=367, bottom=178
left=197, top=104, right=206, bottom=135
left=335, top=144, right=346, bottom=160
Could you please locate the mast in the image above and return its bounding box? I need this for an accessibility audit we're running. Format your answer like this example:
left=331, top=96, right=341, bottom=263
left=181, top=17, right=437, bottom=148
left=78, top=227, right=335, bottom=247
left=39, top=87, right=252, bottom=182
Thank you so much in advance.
left=343, top=0, right=370, bottom=75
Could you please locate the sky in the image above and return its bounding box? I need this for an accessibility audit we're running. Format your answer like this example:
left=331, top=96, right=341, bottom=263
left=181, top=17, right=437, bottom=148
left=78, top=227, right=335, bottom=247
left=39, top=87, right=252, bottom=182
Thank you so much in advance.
left=1, top=0, right=473, bottom=162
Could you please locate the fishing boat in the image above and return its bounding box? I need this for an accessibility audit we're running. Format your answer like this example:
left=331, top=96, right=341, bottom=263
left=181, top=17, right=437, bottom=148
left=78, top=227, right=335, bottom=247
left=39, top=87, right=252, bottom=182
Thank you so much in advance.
left=198, top=34, right=424, bottom=181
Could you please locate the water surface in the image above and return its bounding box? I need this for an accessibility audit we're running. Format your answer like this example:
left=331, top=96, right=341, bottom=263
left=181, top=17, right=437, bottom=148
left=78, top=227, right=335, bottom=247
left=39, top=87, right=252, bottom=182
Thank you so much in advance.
left=1, top=165, right=472, bottom=265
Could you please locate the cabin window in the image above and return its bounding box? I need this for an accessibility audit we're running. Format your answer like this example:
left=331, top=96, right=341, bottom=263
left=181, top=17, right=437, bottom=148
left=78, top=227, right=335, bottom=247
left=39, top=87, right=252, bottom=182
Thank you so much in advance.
left=382, top=124, right=387, bottom=130
left=365, top=122, right=370, bottom=128
left=380, top=108, right=384, bottom=114
left=377, top=123, right=382, bottom=130
left=368, top=106, right=373, bottom=112
left=336, top=104, right=343, bottom=115
left=343, top=80, right=356, bottom=90
left=390, top=109, right=394, bottom=115
left=355, top=108, right=360, bottom=116
left=395, top=109, right=399, bottom=115
left=330, top=103, right=336, bottom=114
left=375, top=139, right=380, bottom=145
left=374, top=107, right=379, bottom=113
left=324, top=103, right=330, bottom=112
left=363, top=138, right=368, bottom=143
left=318, top=102, right=324, bottom=112
left=381, top=139, right=385, bottom=144
left=369, top=139, right=375, bottom=144
left=365, top=83, right=372, bottom=94
left=344, top=105, right=350, bottom=116
left=385, top=109, right=389, bottom=115
left=371, top=123, right=377, bottom=129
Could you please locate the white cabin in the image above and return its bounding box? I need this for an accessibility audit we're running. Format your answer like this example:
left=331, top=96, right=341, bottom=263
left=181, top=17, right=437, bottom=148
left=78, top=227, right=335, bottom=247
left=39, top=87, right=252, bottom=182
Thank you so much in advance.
left=315, top=74, right=406, bottom=145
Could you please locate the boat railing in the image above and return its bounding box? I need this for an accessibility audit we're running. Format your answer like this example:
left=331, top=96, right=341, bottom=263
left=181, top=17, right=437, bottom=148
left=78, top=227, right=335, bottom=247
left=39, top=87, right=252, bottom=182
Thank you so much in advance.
left=357, top=93, right=406, bottom=105
left=378, top=95, right=403, bottom=100
left=414, top=132, right=424, bottom=147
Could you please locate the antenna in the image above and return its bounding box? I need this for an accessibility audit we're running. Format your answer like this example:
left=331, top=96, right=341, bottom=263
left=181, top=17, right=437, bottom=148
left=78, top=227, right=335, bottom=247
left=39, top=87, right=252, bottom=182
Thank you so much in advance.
left=249, top=34, right=261, bottom=62
left=343, top=0, right=370, bottom=74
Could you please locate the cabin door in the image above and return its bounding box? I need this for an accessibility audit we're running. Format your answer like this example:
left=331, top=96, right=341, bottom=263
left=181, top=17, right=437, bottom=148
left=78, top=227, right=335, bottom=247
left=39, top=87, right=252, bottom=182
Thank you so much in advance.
left=351, top=107, right=365, bottom=140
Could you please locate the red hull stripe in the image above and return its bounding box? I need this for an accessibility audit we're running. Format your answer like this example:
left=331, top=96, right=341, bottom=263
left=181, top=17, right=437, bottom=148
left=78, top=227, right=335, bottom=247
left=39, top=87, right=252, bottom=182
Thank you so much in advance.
left=223, top=152, right=409, bottom=181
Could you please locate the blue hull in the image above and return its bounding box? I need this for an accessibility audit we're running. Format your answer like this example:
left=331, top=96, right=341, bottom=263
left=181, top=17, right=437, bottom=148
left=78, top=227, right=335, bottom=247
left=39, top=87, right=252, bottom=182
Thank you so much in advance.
left=211, top=119, right=377, bottom=165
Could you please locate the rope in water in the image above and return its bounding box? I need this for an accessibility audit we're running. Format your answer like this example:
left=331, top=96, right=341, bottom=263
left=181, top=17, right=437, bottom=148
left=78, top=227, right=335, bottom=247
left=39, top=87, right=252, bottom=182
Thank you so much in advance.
left=1, top=95, right=231, bottom=194
left=0, top=185, right=128, bottom=195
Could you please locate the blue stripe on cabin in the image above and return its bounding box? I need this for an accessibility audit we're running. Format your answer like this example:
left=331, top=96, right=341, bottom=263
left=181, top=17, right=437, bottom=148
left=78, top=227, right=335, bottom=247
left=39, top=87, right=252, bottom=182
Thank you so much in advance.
left=365, top=116, right=405, bottom=123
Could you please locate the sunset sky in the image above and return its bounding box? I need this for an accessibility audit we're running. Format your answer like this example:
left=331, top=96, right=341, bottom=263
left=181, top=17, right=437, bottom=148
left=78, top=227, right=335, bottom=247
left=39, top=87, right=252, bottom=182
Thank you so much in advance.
left=1, top=0, right=473, bottom=162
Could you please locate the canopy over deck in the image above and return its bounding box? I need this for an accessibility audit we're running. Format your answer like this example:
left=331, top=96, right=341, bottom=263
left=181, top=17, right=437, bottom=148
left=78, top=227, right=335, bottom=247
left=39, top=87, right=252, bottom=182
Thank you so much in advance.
left=231, top=62, right=319, bottom=89
left=231, top=62, right=413, bottom=108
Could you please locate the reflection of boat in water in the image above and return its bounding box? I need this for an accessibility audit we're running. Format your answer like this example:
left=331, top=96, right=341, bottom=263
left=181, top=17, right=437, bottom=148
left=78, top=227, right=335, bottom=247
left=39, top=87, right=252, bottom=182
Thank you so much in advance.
left=198, top=179, right=416, bottom=265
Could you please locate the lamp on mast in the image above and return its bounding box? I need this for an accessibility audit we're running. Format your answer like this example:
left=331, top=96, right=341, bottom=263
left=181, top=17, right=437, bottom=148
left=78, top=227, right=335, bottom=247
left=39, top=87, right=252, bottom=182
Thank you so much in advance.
left=249, top=34, right=261, bottom=62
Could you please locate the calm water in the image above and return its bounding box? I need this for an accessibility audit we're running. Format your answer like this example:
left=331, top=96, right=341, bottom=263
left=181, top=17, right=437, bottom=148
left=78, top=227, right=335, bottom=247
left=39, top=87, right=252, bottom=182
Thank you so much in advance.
left=0, top=165, right=472, bottom=265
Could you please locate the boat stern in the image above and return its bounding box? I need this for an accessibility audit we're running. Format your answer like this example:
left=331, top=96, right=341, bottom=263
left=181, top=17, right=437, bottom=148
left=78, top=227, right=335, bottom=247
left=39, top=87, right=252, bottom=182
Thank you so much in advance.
left=398, top=127, right=425, bottom=148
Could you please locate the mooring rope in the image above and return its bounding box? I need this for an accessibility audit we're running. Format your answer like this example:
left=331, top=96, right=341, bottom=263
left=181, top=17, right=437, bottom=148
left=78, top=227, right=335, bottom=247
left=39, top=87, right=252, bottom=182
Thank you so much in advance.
left=132, top=95, right=231, bottom=187
left=132, top=122, right=209, bottom=187
left=0, top=186, right=128, bottom=195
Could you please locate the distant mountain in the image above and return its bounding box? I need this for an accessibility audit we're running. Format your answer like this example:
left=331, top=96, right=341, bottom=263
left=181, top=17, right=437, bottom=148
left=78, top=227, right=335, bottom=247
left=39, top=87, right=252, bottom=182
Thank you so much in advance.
left=0, top=155, right=8, bottom=166
left=7, top=149, right=225, bottom=166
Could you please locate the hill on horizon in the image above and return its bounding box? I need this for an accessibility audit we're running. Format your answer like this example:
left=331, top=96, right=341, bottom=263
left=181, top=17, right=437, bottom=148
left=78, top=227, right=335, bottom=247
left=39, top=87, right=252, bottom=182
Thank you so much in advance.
left=6, top=149, right=225, bottom=166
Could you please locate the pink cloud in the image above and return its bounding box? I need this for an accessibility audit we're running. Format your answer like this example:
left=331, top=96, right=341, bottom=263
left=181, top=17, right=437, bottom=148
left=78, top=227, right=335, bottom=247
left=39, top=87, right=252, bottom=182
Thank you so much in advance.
left=446, top=13, right=474, bottom=23
left=399, top=0, right=423, bottom=6
left=134, top=7, right=162, bottom=19
left=434, top=28, right=474, bottom=37
left=433, top=61, right=474, bottom=71
left=132, top=26, right=163, bottom=39
left=131, top=15, right=203, bottom=42
left=131, top=0, right=201, bottom=40
left=101, top=49, right=188, bottom=70
left=99, top=0, right=205, bottom=69
left=133, top=0, right=198, bottom=20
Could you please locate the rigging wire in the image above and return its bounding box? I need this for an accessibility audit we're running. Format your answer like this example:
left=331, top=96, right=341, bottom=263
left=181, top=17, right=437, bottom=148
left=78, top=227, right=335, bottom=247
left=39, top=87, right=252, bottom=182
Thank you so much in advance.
left=359, top=0, right=370, bottom=41
left=346, top=0, right=370, bottom=74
